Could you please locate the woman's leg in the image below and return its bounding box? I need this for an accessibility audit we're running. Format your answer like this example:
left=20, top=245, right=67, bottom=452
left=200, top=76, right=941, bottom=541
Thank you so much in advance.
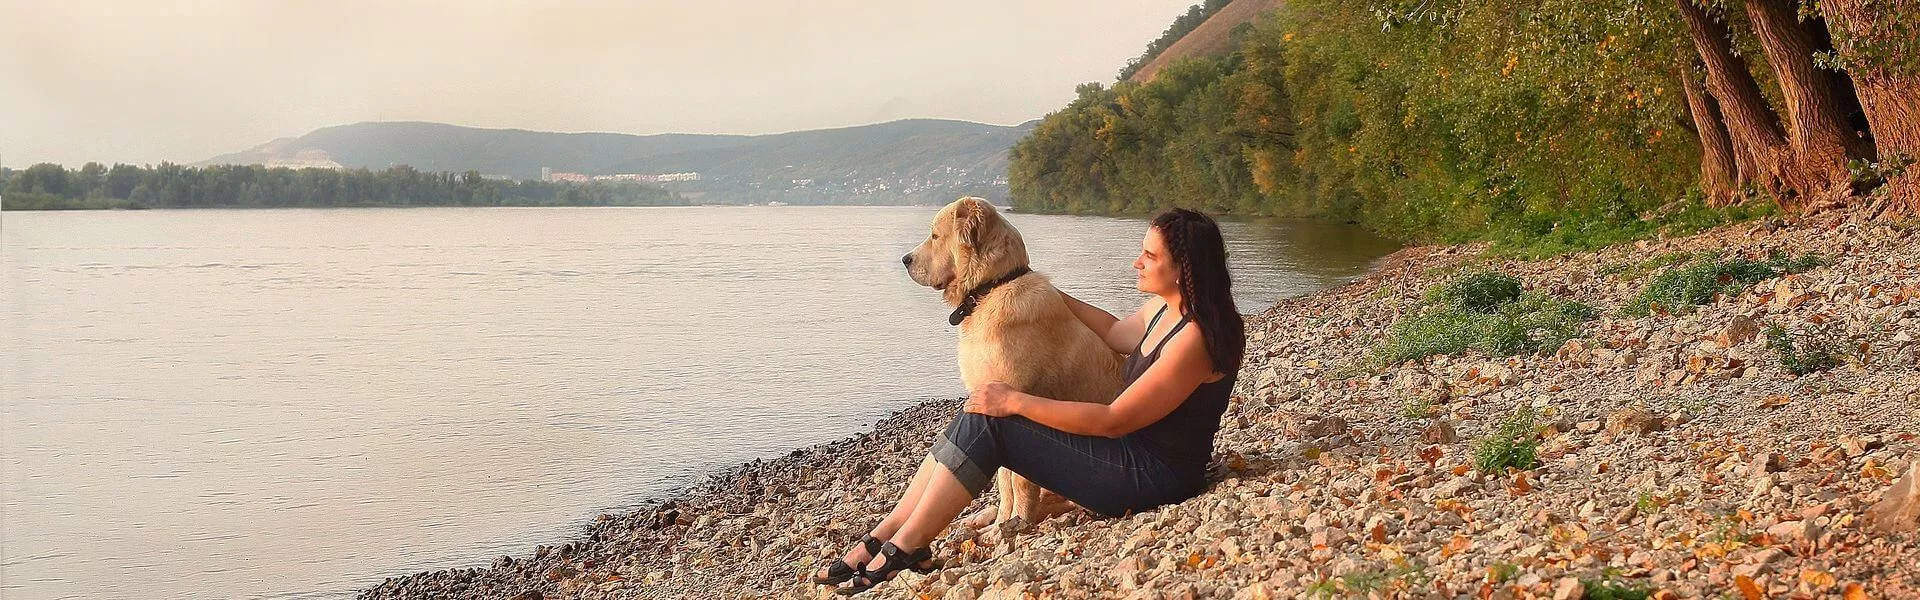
left=868, top=456, right=941, bottom=539
left=821, top=457, right=942, bottom=578
left=874, top=458, right=976, bottom=556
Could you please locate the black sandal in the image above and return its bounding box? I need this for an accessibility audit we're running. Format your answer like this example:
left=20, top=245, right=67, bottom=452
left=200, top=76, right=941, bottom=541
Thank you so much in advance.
left=836, top=541, right=934, bottom=595
left=812, top=534, right=882, bottom=585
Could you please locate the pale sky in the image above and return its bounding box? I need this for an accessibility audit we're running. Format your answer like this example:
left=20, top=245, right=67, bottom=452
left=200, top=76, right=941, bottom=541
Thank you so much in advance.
left=1, top=1, right=1201, bottom=167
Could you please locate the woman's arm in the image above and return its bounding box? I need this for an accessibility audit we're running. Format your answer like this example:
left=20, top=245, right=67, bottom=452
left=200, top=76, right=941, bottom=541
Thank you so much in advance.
left=1060, top=290, right=1151, bottom=355
left=966, top=327, right=1216, bottom=438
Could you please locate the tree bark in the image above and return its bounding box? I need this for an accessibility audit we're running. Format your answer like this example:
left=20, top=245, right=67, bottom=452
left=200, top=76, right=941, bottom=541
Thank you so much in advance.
left=1744, top=0, right=1873, bottom=205
left=1819, top=0, right=1920, bottom=216
left=1681, top=62, right=1742, bottom=206
left=1674, top=0, right=1798, bottom=206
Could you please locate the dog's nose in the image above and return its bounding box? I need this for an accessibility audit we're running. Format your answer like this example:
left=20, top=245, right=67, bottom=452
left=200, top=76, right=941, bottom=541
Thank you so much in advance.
left=901, top=254, right=914, bottom=266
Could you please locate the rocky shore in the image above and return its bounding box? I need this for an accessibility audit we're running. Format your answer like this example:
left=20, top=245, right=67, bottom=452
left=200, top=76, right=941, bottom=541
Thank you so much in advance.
left=362, top=211, right=1919, bottom=600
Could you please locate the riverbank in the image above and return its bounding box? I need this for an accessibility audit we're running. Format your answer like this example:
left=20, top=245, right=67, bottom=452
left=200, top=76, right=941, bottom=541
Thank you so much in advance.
left=361, top=208, right=1919, bottom=599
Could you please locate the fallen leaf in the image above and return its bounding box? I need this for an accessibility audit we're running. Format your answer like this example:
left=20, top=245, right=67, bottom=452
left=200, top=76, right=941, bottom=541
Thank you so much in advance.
left=1799, top=570, right=1836, bottom=589
left=1735, top=574, right=1763, bottom=600
left=1510, top=471, right=1533, bottom=496
left=1419, top=446, right=1444, bottom=465
left=1844, top=582, right=1869, bottom=600
left=1863, top=459, right=1891, bottom=480
left=1759, top=395, right=1791, bottom=408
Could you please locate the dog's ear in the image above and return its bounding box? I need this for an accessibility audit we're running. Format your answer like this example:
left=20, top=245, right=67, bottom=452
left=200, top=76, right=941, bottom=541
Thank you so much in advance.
left=953, top=197, right=1000, bottom=249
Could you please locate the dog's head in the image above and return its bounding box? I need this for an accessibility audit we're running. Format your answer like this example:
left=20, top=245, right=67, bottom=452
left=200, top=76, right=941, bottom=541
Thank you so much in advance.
left=902, top=197, right=1029, bottom=306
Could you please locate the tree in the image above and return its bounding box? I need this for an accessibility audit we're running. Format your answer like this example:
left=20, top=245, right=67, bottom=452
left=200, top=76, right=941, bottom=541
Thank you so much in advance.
left=1817, top=0, right=1920, bottom=215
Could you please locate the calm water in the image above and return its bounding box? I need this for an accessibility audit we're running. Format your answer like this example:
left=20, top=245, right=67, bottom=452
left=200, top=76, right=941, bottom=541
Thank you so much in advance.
left=0, top=206, right=1397, bottom=599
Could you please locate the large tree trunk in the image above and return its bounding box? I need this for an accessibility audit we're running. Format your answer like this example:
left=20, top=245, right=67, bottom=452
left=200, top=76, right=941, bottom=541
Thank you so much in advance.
left=1744, top=0, right=1873, bottom=205
left=1674, top=0, right=1798, bottom=206
left=1680, top=62, right=1742, bottom=206
left=1819, top=0, right=1920, bottom=217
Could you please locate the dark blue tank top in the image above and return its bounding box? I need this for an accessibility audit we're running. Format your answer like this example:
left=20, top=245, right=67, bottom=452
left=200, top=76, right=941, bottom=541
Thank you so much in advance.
left=1122, top=305, right=1236, bottom=471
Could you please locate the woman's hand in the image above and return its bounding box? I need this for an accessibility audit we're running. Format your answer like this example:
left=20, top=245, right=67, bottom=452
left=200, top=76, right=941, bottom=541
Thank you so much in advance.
left=964, top=381, right=1022, bottom=417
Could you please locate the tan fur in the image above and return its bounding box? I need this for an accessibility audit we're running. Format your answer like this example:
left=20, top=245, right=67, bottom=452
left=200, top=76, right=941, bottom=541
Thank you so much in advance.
left=904, top=197, right=1125, bottom=528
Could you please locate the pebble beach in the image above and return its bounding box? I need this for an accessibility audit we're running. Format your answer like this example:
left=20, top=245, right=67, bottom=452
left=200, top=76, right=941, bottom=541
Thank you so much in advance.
left=362, top=209, right=1920, bottom=600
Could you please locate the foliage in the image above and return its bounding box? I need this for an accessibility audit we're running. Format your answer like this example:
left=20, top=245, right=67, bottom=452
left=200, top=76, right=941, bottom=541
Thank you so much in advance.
left=1425, top=271, right=1523, bottom=313
left=1473, top=406, right=1540, bottom=473
left=1375, top=286, right=1596, bottom=365
left=1011, top=0, right=1713, bottom=250
left=1307, top=559, right=1431, bottom=598
left=1765, top=322, right=1848, bottom=375
left=1848, top=154, right=1917, bottom=198
left=0, top=163, right=683, bottom=210
left=1581, top=569, right=1655, bottom=600
left=1621, top=253, right=1825, bottom=315
left=1400, top=396, right=1438, bottom=420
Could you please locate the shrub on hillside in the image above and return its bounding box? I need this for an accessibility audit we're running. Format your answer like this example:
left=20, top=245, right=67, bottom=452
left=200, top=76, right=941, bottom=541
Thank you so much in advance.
left=1621, top=253, right=1825, bottom=316
left=1766, top=322, right=1849, bottom=375
left=1375, top=273, right=1596, bottom=366
left=1473, top=407, right=1540, bottom=473
left=1425, top=271, right=1524, bottom=313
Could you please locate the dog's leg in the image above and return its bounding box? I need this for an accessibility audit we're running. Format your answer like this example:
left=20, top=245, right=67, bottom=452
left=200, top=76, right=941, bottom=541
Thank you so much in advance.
left=1002, top=471, right=1042, bottom=530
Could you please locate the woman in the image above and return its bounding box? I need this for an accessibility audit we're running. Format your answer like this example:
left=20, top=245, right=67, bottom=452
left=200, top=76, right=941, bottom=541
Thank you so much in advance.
left=815, top=208, right=1246, bottom=595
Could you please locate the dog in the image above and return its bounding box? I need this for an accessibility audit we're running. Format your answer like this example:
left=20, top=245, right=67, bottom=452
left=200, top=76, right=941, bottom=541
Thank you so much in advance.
left=901, top=197, right=1125, bottom=530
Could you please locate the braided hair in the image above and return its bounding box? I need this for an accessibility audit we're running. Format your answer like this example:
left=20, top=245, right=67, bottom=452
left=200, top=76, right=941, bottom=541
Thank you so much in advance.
left=1149, top=208, right=1245, bottom=376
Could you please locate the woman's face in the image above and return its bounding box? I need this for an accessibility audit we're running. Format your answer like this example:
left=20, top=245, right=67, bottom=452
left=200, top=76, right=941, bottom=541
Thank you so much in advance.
left=1133, top=227, right=1180, bottom=296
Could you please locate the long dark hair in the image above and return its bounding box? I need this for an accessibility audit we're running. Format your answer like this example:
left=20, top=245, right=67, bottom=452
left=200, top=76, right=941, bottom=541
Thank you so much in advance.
left=1150, top=208, right=1245, bottom=376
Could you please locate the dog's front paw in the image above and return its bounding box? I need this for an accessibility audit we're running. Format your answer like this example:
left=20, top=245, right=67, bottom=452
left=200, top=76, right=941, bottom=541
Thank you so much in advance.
left=961, top=506, right=997, bottom=530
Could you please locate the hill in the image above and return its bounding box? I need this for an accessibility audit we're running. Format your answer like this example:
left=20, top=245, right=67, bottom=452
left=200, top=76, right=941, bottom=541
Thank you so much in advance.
left=1125, top=0, right=1284, bottom=83
left=199, top=119, right=1037, bottom=205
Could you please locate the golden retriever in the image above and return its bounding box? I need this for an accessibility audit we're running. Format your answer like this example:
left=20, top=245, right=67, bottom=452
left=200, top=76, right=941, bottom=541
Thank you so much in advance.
left=901, top=197, right=1125, bottom=528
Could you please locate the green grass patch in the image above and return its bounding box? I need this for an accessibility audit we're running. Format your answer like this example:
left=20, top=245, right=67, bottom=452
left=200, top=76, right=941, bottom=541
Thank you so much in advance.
left=1766, top=322, right=1849, bottom=375
left=1621, top=252, right=1825, bottom=316
left=1581, top=569, right=1655, bottom=600
left=1399, top=396, right=1438, bottom=420
left=1598, top=251, right=1693, bottom=281
left=1425, top=271, right=1523, bottom=313
left=1306, top=560, right=1431, bottom=599
left=1473, top=407, right=1540, bottom=473
left=1375, top=291, right=1597, bottom=366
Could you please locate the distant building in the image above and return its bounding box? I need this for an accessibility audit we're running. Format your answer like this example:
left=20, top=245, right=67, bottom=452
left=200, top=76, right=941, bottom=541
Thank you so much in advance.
left=540, top=167, right=589, bottom=183
left=266, top=149, right=345, bottom=170
left=592, top=172, right=702, bottom=183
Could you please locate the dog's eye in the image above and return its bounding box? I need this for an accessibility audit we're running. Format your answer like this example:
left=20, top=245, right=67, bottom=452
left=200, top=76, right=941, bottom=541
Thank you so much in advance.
left=931, top=234, right=940, bottom=240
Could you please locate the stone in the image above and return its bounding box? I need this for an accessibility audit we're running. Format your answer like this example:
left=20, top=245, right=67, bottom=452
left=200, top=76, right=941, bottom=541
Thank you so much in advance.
left=1866, top=460, right=1920, bottom=533
left=1301, top=415, right=1348, bottom=439
left=1606, top=408, right=1664, bottom=436
left=1717, top=315, right=1760, bottom=348
left=1553, top=576, right=1584, bottom=600
left=1421, top=420, right=1459, bottom=444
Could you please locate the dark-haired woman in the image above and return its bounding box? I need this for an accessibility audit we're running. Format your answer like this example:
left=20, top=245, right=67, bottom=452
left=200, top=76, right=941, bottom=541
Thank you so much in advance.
left=816, top=208, right=1247, bottom=595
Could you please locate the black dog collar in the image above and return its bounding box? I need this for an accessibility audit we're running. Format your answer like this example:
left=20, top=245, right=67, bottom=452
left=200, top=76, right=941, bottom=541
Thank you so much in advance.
left=949, top=266, right=1032, bottom=325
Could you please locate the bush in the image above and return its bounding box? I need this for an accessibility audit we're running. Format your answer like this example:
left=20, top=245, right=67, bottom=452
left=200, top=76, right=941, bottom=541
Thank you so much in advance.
left=1473, top=407, right=1540, bottom=473
left=1426, top=272, right=1524, bottom=313
left=1766, top=323, right=1848, bottom=375
left=1621, top=253, right=1825, bottom=316
left=1375, top=291, right=1596, bottom=365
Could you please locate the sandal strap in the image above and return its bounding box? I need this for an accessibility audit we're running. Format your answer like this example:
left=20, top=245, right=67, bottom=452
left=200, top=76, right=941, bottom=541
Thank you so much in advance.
left=859, top=534, right=883, bottom=556
left=875, top=542, right=931, bottom=570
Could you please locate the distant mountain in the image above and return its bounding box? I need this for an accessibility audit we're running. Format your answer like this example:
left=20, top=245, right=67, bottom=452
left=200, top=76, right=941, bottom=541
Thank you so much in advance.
left=200, top=119, right=1038, bottom=205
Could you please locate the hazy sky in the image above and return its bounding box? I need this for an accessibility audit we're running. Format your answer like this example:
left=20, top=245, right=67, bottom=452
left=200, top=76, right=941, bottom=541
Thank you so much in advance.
left=2, top=1, right=1201, bottom=167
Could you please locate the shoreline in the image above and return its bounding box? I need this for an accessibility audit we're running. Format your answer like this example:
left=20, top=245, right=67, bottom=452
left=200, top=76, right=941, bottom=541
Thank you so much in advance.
left=362, top=209, right=1920, bottom=599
